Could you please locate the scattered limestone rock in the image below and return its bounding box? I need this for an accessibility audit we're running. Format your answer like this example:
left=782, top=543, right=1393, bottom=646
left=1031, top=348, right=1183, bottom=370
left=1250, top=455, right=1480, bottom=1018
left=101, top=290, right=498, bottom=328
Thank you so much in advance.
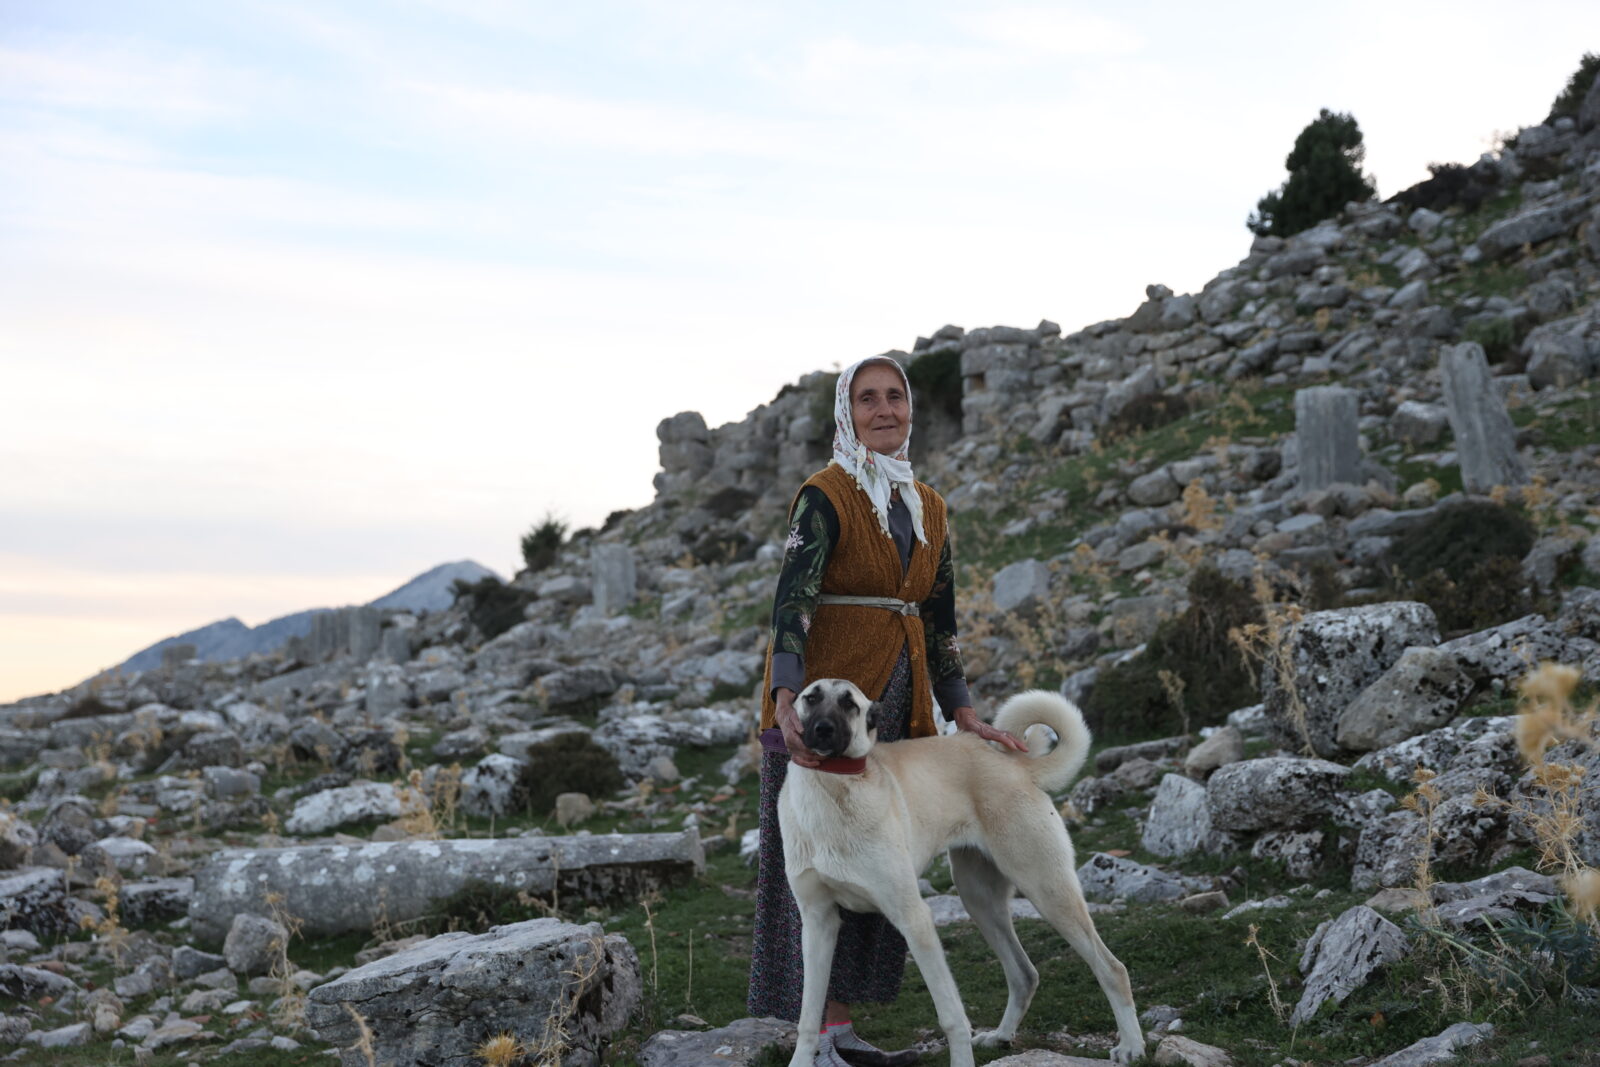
left=223, top=913, right=287, bottom=977
left=1154, top=1035, right=1234, bottom=1067
left=284, top=782, right=404, bottom=835
left=1368, top=1022, right=1494, bottom=1067
left=1293, top=905, right=1408, bottom=1024
left=1183, top=726, right=1244, bottom=779
left=637, top=1016, right=798, bottom=1065
left=1076, top=853, right=1200, bottom=903
left=1142, top=774, right=1237, bottom=857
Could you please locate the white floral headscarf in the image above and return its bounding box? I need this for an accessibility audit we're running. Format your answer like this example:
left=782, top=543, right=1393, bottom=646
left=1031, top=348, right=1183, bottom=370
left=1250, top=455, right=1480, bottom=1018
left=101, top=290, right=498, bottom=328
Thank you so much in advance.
left=832, top=356, right=928, bottom=544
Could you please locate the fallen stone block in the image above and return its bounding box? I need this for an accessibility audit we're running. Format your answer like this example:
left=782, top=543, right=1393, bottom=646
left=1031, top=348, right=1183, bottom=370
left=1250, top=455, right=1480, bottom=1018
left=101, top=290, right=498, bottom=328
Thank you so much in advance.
left=119, top=878, right=195, bottom=927
left=190, top=829, right=704, bottom=941
left=1155, top=1035, right=1234, bottom=1067
left=305, top=918, right=640, bottom=1067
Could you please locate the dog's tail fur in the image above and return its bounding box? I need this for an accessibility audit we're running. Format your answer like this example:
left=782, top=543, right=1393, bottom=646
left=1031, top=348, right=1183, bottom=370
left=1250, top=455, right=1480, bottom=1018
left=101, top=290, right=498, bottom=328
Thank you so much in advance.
left=992, top=690, right=1092, bottom=794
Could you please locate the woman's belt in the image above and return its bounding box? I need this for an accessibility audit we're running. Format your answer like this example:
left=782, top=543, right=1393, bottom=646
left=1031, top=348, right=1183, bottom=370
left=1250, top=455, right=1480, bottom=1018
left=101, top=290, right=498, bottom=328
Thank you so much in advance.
left=815, top=594, right=920, bottom=617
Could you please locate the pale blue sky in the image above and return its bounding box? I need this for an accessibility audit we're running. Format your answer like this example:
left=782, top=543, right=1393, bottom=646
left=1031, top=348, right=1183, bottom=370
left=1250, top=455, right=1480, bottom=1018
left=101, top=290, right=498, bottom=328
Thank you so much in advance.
left=2, top=0, right=1595, bottom=699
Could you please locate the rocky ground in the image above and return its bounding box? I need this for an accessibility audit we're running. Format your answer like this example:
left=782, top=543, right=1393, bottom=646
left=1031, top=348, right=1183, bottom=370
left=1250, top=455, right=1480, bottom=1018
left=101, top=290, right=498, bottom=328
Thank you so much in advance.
left=4, top=77, right=1600, bottom=1067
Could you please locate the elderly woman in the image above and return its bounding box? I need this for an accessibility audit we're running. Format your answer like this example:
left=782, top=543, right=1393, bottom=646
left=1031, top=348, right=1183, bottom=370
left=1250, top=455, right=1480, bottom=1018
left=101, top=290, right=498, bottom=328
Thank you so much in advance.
left=746, top=355, right=1024, bottom=1066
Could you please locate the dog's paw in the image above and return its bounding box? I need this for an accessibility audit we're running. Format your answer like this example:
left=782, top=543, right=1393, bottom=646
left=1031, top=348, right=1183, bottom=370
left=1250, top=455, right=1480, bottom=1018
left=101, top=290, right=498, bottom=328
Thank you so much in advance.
left=1110, top=1037, right=1147, bottom=1064
left=971, top=1030, right=1014, bottom=1050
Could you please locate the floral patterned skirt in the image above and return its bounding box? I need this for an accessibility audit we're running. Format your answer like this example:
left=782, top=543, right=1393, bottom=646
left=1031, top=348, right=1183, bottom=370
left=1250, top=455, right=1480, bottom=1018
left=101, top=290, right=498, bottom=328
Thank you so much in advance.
left=746, top=650, right=911, bottom=1021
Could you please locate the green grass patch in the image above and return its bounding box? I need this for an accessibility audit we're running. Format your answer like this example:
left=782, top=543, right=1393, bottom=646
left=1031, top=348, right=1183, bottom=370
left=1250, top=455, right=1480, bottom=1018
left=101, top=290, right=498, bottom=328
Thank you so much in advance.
left=953, top=383, right=1296, bottom=572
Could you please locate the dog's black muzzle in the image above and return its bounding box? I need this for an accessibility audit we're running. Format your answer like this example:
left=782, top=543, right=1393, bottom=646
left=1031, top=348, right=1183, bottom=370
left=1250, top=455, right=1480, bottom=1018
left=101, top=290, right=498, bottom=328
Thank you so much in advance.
left=802, top=710, right=851, bottom=758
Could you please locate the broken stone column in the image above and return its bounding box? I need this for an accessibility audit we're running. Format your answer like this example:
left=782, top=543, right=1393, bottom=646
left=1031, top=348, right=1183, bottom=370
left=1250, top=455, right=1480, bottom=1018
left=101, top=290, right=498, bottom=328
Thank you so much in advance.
left=591, top=544, right=638, bottom=615
left=306, top=918, right=640, bottom=1067
left=1294, top=386, right=1361, bottom=492
left=189, top=829, right=705, bottom=941
left=1439, top=342, right=1528, bottom=492
left=308, top=609, right=349, bottom=662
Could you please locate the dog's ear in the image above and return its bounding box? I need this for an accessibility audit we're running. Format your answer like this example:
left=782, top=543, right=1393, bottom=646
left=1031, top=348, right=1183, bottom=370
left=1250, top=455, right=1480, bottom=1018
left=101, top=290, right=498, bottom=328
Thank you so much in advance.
left=866, top=702, right=882, bottom=732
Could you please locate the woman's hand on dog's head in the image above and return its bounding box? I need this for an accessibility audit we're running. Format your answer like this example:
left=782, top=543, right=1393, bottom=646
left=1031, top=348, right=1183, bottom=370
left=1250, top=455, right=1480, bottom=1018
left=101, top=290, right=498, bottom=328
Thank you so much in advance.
left=774, top=688, right=824, bottom=768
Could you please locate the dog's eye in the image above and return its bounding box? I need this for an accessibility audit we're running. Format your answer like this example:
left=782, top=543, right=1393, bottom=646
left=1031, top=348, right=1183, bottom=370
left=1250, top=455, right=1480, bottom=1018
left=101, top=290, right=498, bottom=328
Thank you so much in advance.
left=839, top=694, right=856, bottom=710
left=803, top=689, right=823, bottom=705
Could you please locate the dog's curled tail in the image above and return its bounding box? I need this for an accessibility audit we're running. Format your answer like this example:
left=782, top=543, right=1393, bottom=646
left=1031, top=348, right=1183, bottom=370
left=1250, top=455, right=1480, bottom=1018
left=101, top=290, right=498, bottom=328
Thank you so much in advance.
left=992, top=690, right=1092, bottom=794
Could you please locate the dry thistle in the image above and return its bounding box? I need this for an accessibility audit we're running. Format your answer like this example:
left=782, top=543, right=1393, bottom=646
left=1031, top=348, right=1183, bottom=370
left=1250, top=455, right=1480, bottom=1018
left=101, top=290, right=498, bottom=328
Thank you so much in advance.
left=474, top=1032, right=525, bottom=1067
left=1243, top=924, right=1290, bottom=1025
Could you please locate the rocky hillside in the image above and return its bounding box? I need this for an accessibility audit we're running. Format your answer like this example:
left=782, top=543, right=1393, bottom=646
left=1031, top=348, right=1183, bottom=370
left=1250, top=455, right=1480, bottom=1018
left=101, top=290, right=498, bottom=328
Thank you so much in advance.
left=2, top=76, right=1599, bottom=1067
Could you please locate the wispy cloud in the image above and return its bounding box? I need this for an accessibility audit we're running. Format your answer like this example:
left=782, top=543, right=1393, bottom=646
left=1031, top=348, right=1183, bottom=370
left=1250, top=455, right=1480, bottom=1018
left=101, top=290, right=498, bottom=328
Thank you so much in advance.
left=952, top=6, right=1144, bottom=56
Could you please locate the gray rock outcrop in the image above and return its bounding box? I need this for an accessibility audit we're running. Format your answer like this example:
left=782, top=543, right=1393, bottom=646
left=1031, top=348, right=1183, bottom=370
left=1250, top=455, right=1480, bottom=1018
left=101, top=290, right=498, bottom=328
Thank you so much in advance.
left=1335, top=647, right=1475, bottom=751
left=638, top=1016, right=798, bottom=1065
left=1207, top=757, right=1352, bottom=832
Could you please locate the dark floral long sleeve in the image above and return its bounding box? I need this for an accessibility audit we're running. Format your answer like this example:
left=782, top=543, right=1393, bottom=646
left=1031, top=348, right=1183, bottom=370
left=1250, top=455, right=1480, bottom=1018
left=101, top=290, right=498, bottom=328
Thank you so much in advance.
left=768, top=486, right=839, bottom=696
left=921, top=537, right=972, bottom=712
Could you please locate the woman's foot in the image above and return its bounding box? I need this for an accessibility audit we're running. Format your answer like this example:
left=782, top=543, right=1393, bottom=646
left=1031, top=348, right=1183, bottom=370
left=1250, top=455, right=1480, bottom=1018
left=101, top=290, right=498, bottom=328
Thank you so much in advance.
left=811, top=1028, right=856, bottom=1066
left=829, top=1023, right=920, bottom=1067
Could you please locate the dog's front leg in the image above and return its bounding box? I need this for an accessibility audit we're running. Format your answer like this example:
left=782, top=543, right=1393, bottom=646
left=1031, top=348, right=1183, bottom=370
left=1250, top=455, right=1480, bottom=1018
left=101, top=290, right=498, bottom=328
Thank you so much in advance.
left=878, top=889, right=975, bottom=1067
left=788, top=871, right=841, bottom=1067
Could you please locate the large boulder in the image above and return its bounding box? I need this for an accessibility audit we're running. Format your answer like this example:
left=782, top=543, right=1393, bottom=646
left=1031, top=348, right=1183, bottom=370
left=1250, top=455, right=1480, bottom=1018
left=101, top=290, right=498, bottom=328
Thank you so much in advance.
left=1206, top=757, right=1352, bottom=833
left=190, top=831, right=705, bottom=941
left=305, top=919, right=640, bottom=1067
left=1475, top=202, right=1585, bottom=259
left=1261, top=602, right=1438, bottom=757
left=459, top=754, right=530, bottom=818
left=992, top=559, right=1052, bottom=615
left=1335, top=647, right=1475, bottom=752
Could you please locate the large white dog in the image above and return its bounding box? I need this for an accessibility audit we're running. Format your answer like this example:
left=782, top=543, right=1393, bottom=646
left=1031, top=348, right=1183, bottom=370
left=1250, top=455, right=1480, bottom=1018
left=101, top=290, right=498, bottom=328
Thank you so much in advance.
left=778, top=679, right=1145, bottom=1067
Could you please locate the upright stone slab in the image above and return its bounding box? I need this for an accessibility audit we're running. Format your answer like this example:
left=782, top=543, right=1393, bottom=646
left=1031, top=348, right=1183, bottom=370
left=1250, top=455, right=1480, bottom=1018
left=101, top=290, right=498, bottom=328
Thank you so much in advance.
left=1439, top=342, right=1527, bottom=492
left=189, top=830, right=705, bottom=941
left=591, top=544, right=638, bottom=615
left=348, top=606, right=382, bottom=662
left=1294, top=386, right=1361, bottom=492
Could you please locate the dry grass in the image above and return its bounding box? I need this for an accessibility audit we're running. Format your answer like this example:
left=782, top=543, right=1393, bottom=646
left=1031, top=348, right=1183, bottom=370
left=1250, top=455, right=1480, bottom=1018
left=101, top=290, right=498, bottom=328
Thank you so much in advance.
left=1229, top=566, right=1313, bottom=755
left=265, top=890, right=309, bottom=1032
left=529, top=935, right=607, bottom=1066
left=1243, top=922, right=1290, bottom=1026
left=80, top=875, right=131, bottom=966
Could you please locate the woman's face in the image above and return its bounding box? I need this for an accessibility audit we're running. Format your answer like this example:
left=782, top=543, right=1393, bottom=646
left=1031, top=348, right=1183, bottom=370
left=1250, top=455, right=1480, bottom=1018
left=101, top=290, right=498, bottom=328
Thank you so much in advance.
left=851, top=364, right=911, bottom=455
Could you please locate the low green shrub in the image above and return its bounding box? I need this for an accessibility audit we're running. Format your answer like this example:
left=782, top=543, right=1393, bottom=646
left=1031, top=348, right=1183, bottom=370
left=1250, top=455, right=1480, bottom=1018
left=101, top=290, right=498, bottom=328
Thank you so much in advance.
left=452, top=576, right=533, bottom=642
left=1386, top=501, right=1536, bottom=632
left=1545, top=51, right=1600, bottom=126
left=1106, top=392, right=1190, bottom=438
left=522, top=732, right=625, bottom=814
left=1084, top=566, right=1262, bottom=742
left=906, top=348, right=963, bottom=419
left=521, top=513, right=568, bottom=572
left=1460, top=315, right=1518, bottom=364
